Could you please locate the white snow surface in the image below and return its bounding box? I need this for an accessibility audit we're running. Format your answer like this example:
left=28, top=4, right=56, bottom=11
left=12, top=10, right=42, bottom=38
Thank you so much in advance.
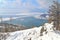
left=1, top=22, right=60, bottom=40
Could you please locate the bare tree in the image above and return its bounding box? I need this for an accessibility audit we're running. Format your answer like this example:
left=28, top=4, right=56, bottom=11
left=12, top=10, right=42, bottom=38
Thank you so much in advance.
left=48, top=0, right=60, bottom=30
left=0, top=17, right=3, bottom=23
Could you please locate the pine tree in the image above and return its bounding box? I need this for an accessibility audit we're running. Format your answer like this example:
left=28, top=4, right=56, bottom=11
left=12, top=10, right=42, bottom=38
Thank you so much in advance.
left=48, top=0, right=60, bottom=30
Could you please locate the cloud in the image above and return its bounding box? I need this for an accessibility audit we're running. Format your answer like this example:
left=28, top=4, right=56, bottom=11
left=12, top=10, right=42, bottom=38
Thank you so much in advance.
left=0, top=0, right=53, bottom=15
left=15, top=12, right=44, bottom=16
left=33, top=15, right=41, bottom=19
left=36, top=0, right=53, bottom=9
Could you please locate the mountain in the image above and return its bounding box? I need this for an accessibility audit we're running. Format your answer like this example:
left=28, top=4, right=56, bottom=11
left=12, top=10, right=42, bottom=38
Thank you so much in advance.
left=40, top=14, right=49, bottom=18
left=1, top=22, right=60, bottom=40
left=0, top=23, right=29, bottom=32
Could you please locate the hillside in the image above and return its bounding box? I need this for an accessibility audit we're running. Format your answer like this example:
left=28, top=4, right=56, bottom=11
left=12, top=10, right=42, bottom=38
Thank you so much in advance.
left=0, top=22, right=60, bottom=40
left=0, top=23, right=29, bottom=32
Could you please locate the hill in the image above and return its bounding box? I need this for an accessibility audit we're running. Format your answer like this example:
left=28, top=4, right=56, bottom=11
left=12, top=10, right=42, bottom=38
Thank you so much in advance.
left=0, top=22, right=60, bottom=40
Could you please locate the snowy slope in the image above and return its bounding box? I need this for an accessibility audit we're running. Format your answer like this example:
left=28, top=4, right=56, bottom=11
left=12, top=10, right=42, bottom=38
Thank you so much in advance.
left=1, top=22, right=60, bottom=40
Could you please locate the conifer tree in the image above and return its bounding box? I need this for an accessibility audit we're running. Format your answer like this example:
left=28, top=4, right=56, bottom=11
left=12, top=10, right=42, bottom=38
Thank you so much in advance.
left=48, top=0, right=60, bottom=30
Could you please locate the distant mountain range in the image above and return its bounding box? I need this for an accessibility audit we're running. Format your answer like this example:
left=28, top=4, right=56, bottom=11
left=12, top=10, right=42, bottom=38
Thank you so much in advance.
left=40, top=14, right=49, bottom=17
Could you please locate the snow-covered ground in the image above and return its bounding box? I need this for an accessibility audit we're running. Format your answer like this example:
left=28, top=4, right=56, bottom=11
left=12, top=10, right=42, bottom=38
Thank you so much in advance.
left=0, top=22, right=60, bottom=40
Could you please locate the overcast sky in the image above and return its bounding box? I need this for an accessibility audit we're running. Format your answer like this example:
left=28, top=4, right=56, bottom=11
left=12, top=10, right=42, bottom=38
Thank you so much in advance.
left=0, top=0, right=57, bottom=15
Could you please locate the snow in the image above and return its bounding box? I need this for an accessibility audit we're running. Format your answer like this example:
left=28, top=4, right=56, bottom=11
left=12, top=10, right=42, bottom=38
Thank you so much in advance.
left=0, top=17, right=19, bottom=22
left=1, top=22, right=60, bottom=40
